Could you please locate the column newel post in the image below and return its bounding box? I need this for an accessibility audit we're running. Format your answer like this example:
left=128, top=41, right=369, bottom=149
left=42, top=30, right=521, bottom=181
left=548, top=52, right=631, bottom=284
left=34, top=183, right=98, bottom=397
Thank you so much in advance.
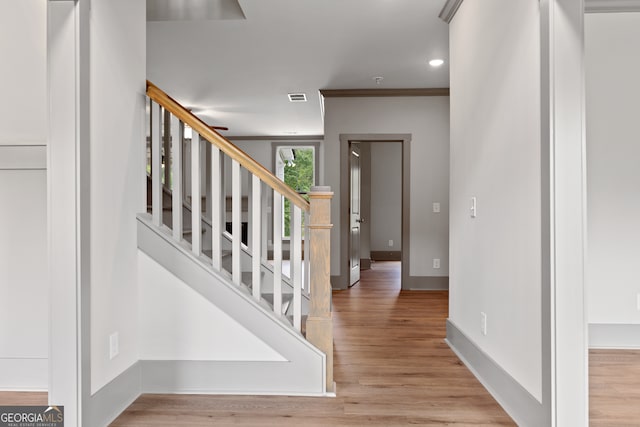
left=306, top=185, right=335, bottom=393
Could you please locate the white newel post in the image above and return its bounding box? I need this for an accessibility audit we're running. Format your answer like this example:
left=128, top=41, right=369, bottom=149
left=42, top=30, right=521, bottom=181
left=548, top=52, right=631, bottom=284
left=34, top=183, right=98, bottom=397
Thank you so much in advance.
left=305, top=186, right=334, bottom=393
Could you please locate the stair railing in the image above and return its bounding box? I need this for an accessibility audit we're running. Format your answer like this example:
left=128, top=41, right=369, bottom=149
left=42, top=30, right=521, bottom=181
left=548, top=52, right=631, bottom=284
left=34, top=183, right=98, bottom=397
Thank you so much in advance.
left=145, top=81, right=334, bottom=392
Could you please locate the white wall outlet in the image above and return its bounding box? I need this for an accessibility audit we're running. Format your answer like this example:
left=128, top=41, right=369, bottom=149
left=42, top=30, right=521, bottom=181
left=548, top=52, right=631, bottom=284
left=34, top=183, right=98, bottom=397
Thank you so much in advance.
left=109, top=332, right=119, bottom=360
left=637, top=293, right=640, bottom=311
left=433, top=258, right=441, bottom=269
left=433, top=202, right=441, bottom=213
left=470, top=197, right=477, bottom=218
left=388, top=239, right=394, bottom=247
left=480, top=312, right=487, bottom=336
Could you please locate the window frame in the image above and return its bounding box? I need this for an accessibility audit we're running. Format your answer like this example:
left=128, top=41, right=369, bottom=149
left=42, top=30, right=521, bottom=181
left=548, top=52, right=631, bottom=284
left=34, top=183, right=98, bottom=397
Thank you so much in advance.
left=272, top=141, right=320, bottom=240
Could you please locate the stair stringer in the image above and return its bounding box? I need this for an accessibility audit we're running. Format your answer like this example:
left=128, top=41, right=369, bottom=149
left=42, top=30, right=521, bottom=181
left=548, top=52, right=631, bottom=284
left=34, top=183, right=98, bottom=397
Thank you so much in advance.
left=137, top=214, right=326, bottom=395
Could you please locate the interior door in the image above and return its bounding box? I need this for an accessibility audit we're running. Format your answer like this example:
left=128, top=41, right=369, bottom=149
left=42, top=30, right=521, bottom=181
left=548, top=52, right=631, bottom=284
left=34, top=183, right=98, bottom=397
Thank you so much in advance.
left=350, top=143, right=361, bottom=286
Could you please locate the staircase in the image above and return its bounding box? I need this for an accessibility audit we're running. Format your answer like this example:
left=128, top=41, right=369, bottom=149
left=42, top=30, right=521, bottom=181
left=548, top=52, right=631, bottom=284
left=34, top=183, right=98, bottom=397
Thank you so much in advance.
left=138, top=81, right=334, bottom=394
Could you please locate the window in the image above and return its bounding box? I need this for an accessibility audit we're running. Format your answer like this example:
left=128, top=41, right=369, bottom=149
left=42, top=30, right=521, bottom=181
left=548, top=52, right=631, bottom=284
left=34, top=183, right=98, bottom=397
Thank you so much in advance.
left=275, top=146, right=316, bottom=238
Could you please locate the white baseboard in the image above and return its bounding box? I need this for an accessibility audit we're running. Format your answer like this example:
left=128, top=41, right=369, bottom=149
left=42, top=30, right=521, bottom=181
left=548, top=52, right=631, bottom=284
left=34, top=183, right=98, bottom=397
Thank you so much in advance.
left=585, top=0, right=640, bottom=13
left=0, top=145, right=46, bottom=170
left=86, top=362, right=141, bottom=427
left=446, top=320, right=545, bottom=427
left=0, top=358, right=47, bottom=391
left=140, top=360, right=329, bottom=396
left=589, top=323, right=640, bottom=349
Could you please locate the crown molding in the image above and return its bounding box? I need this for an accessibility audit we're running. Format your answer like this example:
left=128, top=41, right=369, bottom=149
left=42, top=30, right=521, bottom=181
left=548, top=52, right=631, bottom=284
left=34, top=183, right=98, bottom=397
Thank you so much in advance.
left=438, top=0, right=640, bottom=22
left=585, top=0, right=640, bottom=12
left=319, top=88, right=449, bottom=98
left=439, top=0, right=465, bottom=23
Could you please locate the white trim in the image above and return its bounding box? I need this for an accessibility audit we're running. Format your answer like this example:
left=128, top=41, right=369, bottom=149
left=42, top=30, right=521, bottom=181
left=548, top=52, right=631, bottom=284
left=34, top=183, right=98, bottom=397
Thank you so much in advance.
left=0, top=145, right=46, bottom=170
left=141, top=360, right=331, bottom=396
left=87, top=362, right=141, bottom=427
left=47, top=2, right=90, bottom=426
left=540, top=0, right=588, bottom=425
left=446, top=320, right=544, bottom=427
left=589, top=324, right=640, bottom=349
left=439, top=0, right=465, bottom=24
left=0, top=359, right=48, bottom=391
left=585, top=0, right=640, bottom=12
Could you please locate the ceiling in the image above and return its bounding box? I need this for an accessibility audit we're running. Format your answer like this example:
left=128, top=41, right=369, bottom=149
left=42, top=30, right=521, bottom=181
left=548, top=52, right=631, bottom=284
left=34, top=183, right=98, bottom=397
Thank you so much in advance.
left=147, top=0, right=450, bottom=137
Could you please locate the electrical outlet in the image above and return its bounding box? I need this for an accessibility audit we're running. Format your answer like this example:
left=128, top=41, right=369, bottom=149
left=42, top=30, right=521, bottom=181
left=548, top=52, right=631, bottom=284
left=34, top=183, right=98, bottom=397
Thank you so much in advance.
left=109, top=332, right=119, bottom=360
left=480, top=312, right=487, bottom=336
left=637, top=293, right=640, bottom=311
left=388, top=240, right=394, bottom=247
left=433, top=202, right=441, bottom=213
left=433, top=258, right=441, bottom=269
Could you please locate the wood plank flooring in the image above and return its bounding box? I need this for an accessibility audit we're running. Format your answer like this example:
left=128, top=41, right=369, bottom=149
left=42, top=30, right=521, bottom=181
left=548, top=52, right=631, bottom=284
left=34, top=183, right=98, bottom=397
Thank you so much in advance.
left=112, top=261, right=514, bottom=426
left=0, top=392, right=47, bottom=406
left=589, top=349, right=640, bottom=426
left=2, top=262, right=639, bottom=425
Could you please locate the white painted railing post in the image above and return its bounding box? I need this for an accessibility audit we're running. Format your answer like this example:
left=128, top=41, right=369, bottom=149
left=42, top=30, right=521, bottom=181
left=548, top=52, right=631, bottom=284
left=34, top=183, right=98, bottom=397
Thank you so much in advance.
left=304, top=210, right=310, bottom=294
left=306, top=186, right=334, bottom=393
left=170, top=116, right=183, bottom=241
left=191, top=133, right=202, bottom=256
left=210, top=146, right=222, bottom=270
left=231, top=160, right=242, bottom=285
left=151, top=102, right=162, bottom=227
left=292, top=205, right=303, bottom=331
left=251, top=175, right=262, bottom=300
left=163, top=109, right=171, bottom=188
left=273, top=190, right=283, bottom=315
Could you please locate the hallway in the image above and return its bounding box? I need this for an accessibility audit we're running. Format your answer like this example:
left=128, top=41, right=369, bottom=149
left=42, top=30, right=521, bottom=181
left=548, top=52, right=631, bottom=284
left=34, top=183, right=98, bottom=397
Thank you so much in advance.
left=111, top=261, right=514, bottom=426
left=2, top=262, right=639, bottom=424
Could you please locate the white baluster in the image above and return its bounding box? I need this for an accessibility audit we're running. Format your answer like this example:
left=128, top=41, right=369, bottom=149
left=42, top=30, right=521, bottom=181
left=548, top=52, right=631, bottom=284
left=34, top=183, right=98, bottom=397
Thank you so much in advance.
left=232, top=160, right=241, bottom=285
left=261, top=187, right=268, bottom=260
left=171, top=116, right=183, bottom=241
left=273, top=190, right=283, bottom=315
left=251, top=175, right=261, bottom=300
left=163, top=109, right=171, bottom=188
left=210, top=146, right=222, bottom=270
left=246, top=169, right=252, bottom=249
left=292, top=204, right=302, bottom=331
left=304, top=211, right=310, bottom=294
left=191, top=133, right=202, bottom=256
left=151, top=102, right=162, bottom=227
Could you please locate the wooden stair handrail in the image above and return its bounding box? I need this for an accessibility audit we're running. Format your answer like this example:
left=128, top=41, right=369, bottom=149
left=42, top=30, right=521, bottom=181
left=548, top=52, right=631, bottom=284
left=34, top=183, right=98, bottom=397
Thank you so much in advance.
left=146, top=80, right=310, bottom=212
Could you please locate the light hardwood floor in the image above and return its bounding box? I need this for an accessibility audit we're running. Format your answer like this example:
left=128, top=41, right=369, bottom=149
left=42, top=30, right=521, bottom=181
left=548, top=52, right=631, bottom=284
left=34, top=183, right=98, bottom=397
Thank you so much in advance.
left=2, top=262, right=639, bottom=425
left=111, top=261, right=514, bottom=426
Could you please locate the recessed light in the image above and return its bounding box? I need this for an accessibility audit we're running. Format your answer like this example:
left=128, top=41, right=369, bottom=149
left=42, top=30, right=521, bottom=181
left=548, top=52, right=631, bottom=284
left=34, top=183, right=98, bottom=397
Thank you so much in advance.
left=429, top=59, right=445, bottom=67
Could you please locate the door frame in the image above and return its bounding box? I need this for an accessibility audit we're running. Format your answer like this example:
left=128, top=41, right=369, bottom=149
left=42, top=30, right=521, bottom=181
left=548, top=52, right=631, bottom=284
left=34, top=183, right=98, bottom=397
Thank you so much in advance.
left=348, top=142, right=362, bottom=286
left=339, top=134, right=411, bottom=289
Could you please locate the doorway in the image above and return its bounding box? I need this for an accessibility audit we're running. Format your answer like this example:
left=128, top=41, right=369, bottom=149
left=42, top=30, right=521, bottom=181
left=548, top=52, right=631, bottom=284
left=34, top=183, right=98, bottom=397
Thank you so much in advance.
left=339, top=134, right=411, bottom=289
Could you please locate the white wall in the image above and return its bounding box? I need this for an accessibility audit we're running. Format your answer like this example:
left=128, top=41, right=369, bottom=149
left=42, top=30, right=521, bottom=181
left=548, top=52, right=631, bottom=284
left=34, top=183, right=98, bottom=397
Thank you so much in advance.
left=323, top=97, right=450, bottom=278
left=449, top=0, right=542, bottom=401
left=0, top=1, right=47, bottom=146
left=586, top=12, right=640, bottom=327
left=90, top=0, right=146, bottom=393
left=138, top=252, right=285, bottom=361
left=0, top=0, right=48, bottom=390
left=0, top=171, right=48, bottom=390
left=370, top=142, right=402, bottom=252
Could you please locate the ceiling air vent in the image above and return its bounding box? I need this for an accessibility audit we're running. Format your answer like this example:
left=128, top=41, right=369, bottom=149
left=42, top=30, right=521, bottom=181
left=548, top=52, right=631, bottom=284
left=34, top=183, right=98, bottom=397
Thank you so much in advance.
left=288, top=93, right=307, bottom=102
